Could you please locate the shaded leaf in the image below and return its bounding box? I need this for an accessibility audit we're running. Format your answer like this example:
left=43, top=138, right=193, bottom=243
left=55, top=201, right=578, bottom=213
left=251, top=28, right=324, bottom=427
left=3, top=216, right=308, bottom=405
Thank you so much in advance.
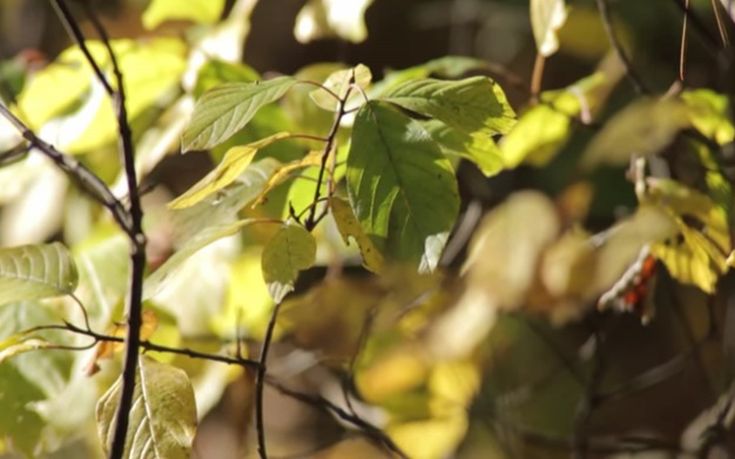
left=261, top=224, right=316, bottom=302
left=530, top=0, right=568, bottom=57
left=347, top=101, right=459, bottom=272
left=330, top=197, right=384, bottom=272
left=310, top=63, right=372, bottom=111
left=169, top=132, right=290, bottom=209
left=193, top=60, right=259, bottom=98
left=182, top=76, right=296, bottom=151
left=96, top=356, right=197, bottom=458
left=581, top=98, right=691, bottom=169
left=0, top=242, right=78, bottom=305
left=294, top=0, right=375, bottom=43
left=143, top=0, right=226, bottom=29
left=384, top=76, right=516, bottom=136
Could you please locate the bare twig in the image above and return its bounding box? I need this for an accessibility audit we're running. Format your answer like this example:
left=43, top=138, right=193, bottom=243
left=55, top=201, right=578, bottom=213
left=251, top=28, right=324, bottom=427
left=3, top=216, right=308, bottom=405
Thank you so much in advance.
left=255, top=302, right=283, bottom=459
left=595, top=0, right=648, bottom=94
left=680, top=0, right=690, bottom=82
left=50, top=3, right=147, bottom=458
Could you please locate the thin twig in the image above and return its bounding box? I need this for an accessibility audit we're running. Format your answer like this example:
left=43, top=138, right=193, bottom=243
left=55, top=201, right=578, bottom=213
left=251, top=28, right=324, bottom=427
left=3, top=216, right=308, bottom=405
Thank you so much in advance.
left=52, top=3, right=147, bottom=458
left=255, top=302, right=283, bottom=459
left=530, top=53, right=546, bottom=100
left=595, top=0, right=648, bottom=94
left=680, top=0, right=690, bottom=82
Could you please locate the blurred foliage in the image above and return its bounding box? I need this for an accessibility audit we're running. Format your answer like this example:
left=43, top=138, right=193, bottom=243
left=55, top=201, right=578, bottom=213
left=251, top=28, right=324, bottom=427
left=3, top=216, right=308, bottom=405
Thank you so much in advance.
left=0, top=0, right=735, bottom=458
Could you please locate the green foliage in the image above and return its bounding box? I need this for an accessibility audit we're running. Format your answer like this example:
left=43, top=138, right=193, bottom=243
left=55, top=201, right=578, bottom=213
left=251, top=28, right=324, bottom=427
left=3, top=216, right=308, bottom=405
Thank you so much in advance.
left=347, top=101, right=460, bottom=272
left=143, top=0, right=226, bottom=30
left=182, top=76, right=296, bottom=151
left=0, top=243, right=78, bottom=305
left=261, top=224, right=316, bottom=302
left=96, top=356, right=197, bottom=458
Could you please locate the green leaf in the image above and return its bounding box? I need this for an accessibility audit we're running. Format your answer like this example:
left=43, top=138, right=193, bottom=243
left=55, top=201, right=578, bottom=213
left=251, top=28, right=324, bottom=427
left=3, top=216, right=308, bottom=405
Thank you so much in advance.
left=182, top=76, right=296, bottom=151
left=143, top=0, right=226, bottom=29
left=530, top=0, right=568, bottom=56
left=681, top=89, right=735, bottom=145
left=96, top=356, right=197, bottom=458
left=330, top=197, right=384, bottom=272
left=347, top=101, right=460, bottom=272
left=0, top=363, right=45, bottom=456
left=581, top=98, right=691, bottom=169
left=144, top=219, right=258, bottom=299
left=169, top=132, right=290, bottom=209
left=383, top=76, right=516, bottom=136
left=261, top=224, right=316, bottom=303
left=193, top=60, right=260, bottom=98
left=0, top=243, right=78, bottom=305
left=309, top=63, right=372, bottom=111
left=424, top=120, right=505, bottom=176
left=294, top=0, right=375, bottom=44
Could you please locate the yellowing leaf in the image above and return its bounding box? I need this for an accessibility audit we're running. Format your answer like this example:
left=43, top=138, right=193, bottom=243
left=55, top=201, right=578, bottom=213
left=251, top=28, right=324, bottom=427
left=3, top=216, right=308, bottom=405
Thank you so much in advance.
left=645, top=178, right=732, bottom=293
left=0, top=242, right=78, bottom=305
left=84, top=310, right=159, bottom=375
left=531, top=0, right=568, bottom=57
left=309, top=63, right=372, bottom=111
left=169, top=132, right=290, bottom=210
left=0, top=338, right=53, bottom=363
left=581, top=98, right=691, bottom=169
left=96, top=356, right=197, bottom=458
left=681, top=89, right=735, bottom=145
left=250, top=149, right=322, bottom=207
left=388, top=415, right=468, bottom=459
left=356, top=346, right=428, bottom=403
left=182, top=76, right=296, bottom=151
left=294, top=0, right=375, bottom=44
left=330, top=197, right=384, bottom=272
left=143, top=0, right=226, bottom=30
left=261, top=224, right=316, bottom=302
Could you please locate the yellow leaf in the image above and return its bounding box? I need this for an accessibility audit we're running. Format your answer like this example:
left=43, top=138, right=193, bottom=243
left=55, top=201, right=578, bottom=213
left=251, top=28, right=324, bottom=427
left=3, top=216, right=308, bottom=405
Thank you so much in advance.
left=530, top=0, right=568, bottom=57
left=330, top=197, right=384, bottom=272
left=250, top=150, right=322, bottom=207
left=169, top=132, right=290, bottom=210
left=357, top=346, right=428, bottom=403
left=388, top=415, right=468, bottom=459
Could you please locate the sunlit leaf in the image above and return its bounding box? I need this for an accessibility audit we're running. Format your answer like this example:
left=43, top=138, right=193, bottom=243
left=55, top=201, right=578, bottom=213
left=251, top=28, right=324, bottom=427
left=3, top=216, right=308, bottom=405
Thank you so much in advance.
left=171, top=158, right=282, bottom=242
left=581, top=98, right=691, bottom=169
left=388, top=415, right=468, bottom=459
left=144, top=219, right=258, bottom=299
left=0, top=242, right=78, bottom=305
left=330, top=197, right=384, bottom=272
left=84, top=310, right=159, bottom=376
left=0, top=337, right=53, bottom=363
left=310, top=63, right=372, bottom=111
left=383, top=76, right=516, bottom=136
left=501, top=58, right=624, bottom=167
left=530, top=0, right=568, bottom=56
left=424, top=120, right=504, bottom=177
left=96, top=356, right=197, bottom=458
left=169, top=132, right=290, bottom=209
left=182, top=76, right=296, bottom=151
left=294, top=0, right=375, bottom=44
left=143, top=0, right=226, bottom=29
left=347, top=101, right=459, bottom=272
left=250, top=149, right=322, bottom=207
left=261, top=224, right=316, bottom=302
left=645, top=178, right=732, bottom=293
left=681, top=89, right=735, bottom=145
left=63, top=39, right=187, bottom=153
